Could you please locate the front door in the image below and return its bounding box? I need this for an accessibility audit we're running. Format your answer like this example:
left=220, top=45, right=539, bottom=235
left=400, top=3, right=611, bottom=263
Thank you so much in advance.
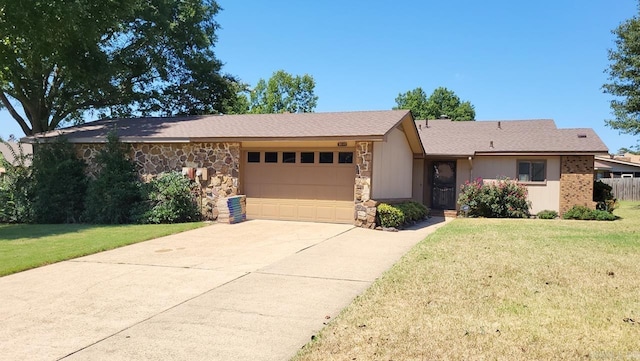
left=432, top=161, right=456, bottom=210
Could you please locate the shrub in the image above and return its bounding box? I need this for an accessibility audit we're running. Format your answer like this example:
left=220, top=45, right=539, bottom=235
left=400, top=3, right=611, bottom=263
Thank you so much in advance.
left=137, top=172, right=201, bottom=224
left=377, top=201, right=429, bottom=228
left=458, top=178, right=530, bottom=218
left=31, top=137, right=87, bottom=223
left=84, top=131, right=142, bottom=224
left=395, top=201, right=429, bottom=222
left=0, top=138, right=33, bottom=223
left=537, top=210, right=558, bottom=219
left=377, top=203, right=404, bottom=228
left=562, top=205, right=617, bottom=221
left=593, top=181, right=617, bottom=213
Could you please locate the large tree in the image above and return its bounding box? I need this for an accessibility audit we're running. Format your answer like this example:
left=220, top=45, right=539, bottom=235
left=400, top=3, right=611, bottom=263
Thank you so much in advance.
left=603, top=6, right=640, bottom=140
left=0, top=0, right=237, bottom=136
left=247, top=70, right=318, bottom=114
left=394, top=86, right=475, bottom=120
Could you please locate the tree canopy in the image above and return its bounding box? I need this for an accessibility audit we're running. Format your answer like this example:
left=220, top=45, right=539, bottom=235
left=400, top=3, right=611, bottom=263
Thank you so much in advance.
left=0, top=0, right=237, bottom=136
left=603, top=5, right=640, bottom=141
left=393, top=86, right=475, bottom=120
left=246, top=70, right=318, bottom=114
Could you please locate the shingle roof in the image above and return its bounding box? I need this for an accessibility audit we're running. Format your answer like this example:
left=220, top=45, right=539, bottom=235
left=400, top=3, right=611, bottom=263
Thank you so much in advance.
left=416, top=119, right=608, bottom=156
left=24, top=110, right=413, bottom=142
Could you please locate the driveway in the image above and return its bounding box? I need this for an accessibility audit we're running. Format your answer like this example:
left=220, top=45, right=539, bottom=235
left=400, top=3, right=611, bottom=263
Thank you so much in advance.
left=0, top=218, right=448, bottom=361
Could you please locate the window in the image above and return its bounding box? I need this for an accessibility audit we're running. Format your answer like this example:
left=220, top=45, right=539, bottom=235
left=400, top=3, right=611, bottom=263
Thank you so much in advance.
left=283, top=152, right=296, bottom=163
left=301, top=152, right=315, bottom=163
left=338, top=152, right=353, bottom=164
left=247, top=152, right=260, bottom=163
left=518, top=161, right=545, bottom=182
left=319, top=152, right=334, bottom=164
left=265, top=152, right=278, bottom=163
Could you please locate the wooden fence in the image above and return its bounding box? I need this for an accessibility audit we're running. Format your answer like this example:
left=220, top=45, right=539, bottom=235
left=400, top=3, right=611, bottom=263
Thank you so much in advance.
left=599, top=178, right=640, bottom=201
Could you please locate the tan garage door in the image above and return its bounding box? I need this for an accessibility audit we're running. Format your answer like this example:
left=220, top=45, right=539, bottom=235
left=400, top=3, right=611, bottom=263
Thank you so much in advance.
left=243, top=150, right=355, bottom=224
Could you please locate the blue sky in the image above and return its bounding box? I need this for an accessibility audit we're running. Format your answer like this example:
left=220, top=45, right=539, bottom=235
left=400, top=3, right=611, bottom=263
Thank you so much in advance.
left=1, top=0, right=638, bottom=152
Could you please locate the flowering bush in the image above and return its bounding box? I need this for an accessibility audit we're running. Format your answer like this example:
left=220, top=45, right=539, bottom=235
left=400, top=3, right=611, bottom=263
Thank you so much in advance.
left=457, top=177, right=530, bottom=218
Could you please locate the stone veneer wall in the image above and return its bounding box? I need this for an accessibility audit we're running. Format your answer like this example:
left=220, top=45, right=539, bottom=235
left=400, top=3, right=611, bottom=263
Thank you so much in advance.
left=559, top=155, right=595, bottom=215
left=355, top=141, right=377, bottom=228
left=75, top=142, right=241, bottom=220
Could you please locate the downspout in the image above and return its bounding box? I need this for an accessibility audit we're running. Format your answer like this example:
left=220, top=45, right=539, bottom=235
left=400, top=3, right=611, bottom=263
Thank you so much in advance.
left=468, top=156, right=473, bottom=182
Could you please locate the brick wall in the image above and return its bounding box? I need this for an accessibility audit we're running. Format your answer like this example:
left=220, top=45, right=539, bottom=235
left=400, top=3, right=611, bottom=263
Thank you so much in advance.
left=559, top=155, right=595, bottom=215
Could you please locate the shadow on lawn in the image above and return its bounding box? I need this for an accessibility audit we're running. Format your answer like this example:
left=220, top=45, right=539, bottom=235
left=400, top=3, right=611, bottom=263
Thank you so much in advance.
left=0, top=223, right=95, bottom=241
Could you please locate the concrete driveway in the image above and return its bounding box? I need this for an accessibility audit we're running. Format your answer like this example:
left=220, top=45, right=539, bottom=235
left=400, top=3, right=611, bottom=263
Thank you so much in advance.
left=0, top=218, right=447, bottom=361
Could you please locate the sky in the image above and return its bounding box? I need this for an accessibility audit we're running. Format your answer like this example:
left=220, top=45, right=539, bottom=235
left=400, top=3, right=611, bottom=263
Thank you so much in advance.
left=1, top=0, right=639, bottom=152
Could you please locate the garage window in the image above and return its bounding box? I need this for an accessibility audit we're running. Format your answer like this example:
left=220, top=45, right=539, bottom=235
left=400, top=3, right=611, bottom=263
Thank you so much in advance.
left=319, top=152, right=334, bottom=164
left=301, top=152, right=315, bottom=163
left=265, top=152, right=278, bottom=163
left=247, top=152, right=260, bottom=163
left=283, top=152, right=296, bottom=163
left=338, top=152, right=353, bottom=164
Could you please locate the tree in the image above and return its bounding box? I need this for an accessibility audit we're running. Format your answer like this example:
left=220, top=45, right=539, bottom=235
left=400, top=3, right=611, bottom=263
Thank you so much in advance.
left=603, top=7, right=640, bottom=140
left=0, top=0, right=235, bottom=136
left=84, top=131, right=142, bottom=224
left=248, top=70, right=318, bottom=113
left=394, top=86, right=475, bottom=120
left=31, top=138, right=87, bottom=223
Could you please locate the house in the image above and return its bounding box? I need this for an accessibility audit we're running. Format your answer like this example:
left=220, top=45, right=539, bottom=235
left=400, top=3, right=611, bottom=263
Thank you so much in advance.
left=0, top=141, right=33, bottom=176
left=413, top=119, right=609, bottom=215
left=23, top=111, right=608, bottom=225
left=24, top=110, right=424, bottom=228
left=594, top=156, right=640, bottom=179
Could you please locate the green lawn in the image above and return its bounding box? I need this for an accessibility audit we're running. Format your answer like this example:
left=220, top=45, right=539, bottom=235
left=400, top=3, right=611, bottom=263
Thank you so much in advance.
left=293, top=202, right=640, bottom=361
left=0, top=222, right=206, bottom=276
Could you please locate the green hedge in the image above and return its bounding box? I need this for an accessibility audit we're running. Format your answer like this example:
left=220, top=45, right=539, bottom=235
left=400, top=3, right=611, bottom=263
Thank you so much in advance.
left=562, top=205, right=617, bottom=221
left=377, top=201, right=429, bottom=228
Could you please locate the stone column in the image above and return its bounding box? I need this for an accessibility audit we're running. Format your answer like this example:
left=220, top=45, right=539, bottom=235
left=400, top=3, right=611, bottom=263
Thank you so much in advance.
left=355, top=141, right=377, bottom=228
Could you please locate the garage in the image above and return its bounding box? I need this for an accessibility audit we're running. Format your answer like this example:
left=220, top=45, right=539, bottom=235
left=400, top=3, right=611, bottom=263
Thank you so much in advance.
left=242, top=149, right=355, bottom=223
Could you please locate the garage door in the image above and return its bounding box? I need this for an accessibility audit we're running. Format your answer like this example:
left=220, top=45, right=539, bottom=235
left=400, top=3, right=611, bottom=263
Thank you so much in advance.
left=243, top=150, right=355, bottom=223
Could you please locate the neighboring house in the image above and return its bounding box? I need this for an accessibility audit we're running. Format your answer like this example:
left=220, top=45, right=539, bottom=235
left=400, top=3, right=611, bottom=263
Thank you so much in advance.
left=594, top=156, right=640, bottom=178
left=413, top=119, right=609, bottom=215
left=0, top=142, right=33, bottom=176
left=24, top=110, right=424, bottom=228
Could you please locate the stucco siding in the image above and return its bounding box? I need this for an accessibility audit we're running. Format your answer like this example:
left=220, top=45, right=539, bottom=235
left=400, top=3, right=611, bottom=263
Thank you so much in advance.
left=472, top=156, right=561, bottom=214
left=372, top=128, right=413, bottom=199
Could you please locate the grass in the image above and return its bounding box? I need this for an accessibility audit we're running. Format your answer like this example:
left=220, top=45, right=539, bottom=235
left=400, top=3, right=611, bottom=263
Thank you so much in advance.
left=293, top=201, right=640, bottom=361
left=0, top=222, right=206, bottom=276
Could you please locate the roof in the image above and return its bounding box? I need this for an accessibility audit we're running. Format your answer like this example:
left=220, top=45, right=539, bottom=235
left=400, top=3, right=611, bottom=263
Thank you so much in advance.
left=415, top=119, right=609, bottom=156
left=595, top=156, right=640, bottom=169
left=23, top=110, right=415, bottom=143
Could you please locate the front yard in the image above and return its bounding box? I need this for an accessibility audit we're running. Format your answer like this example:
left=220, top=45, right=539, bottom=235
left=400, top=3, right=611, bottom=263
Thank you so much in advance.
left=293, top=202, right=640, bottom=360
left=0, top=222, right=205, bottom=276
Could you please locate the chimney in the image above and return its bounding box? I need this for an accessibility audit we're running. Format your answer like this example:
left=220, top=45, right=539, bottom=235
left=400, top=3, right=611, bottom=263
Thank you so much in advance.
left=498, top=121, right=502, bottom=129
left=490, top=141, right=494, bottom=148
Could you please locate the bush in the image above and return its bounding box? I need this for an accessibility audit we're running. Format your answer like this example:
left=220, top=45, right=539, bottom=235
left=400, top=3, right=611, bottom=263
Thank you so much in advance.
left=84, top=132, right=142, bottom=224
left=136, top=172, right=201, bottom=224
left=377, top=203, right=404, bottom=228
left=31, top=137, right=87, bottom=223
left=593, top=181, right=617, bottom=212
left=0, top=139, right=33, bottom=223
left=562, top=205, right=617, bottom=221
left=537, top=210, right=558, bottom=219
left=377, top=201, right=429, bottom=228
left=458, top=178, right=530, bottom=218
